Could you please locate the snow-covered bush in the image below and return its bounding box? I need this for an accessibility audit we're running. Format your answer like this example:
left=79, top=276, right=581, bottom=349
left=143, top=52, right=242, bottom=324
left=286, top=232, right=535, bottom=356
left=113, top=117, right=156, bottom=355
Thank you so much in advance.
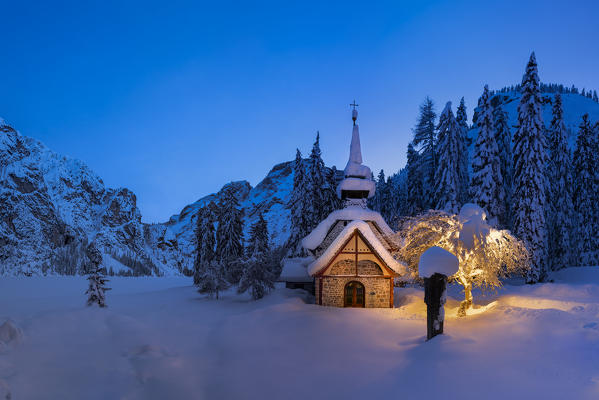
left=394, top=204, right=529, bottom=314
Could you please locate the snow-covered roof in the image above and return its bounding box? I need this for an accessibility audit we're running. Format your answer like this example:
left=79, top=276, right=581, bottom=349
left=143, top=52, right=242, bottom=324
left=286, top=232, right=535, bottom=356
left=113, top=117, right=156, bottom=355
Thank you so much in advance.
left=336, top=177, right=375, bottom=199
left=279, top=256, right=314, bottom=283
left=307, top=220, right=407, bottom=276
left=418, top=246, right=459, bottom=278
left=302, top=206, right=394, bottom=250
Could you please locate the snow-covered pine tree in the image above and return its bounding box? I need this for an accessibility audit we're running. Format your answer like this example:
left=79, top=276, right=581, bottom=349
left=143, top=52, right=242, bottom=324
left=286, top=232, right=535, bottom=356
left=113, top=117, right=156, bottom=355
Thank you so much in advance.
left=197, top=260, right=229, bottom=299
left=307, top=131, right=327, bottom=225
left=546, top=94, right=573, bottom=270
left=246, top=213, right=269, bottom=257
left=512, top=52, right=548, bottom=282
left=593, top=90, right=598, bottom=102
left=286, top=149, right=311, bottom=256
left=572, top=114, right=599, bottom=266
left=377, top=169, right=385, bottom=192
left=379, top=176, right=393, bottom=222
left=85, top=242, right=110, bottom=307
left=322, top=164, right=341, bottom=217
left=384, top=175, right=399, bottom=224
left=412, top=97, right=437, bottom=208
left=390, top=170, right=408, bottom=219
left=434, top=101, right=461, bottom=213
left=493, top=103, right=513, bottom=228
left=370, top=169, right=386, bottom=212
left=238, top=214, right=275, bottom=300
left=215, top=185, right=244, bottom=281
left=470, top=85, right=505, bottom=226
left=406, top=143, right=425, bottom=216
left=194, top=204, right=216, bottom=285
left=456, top=97, right=471, bottom=205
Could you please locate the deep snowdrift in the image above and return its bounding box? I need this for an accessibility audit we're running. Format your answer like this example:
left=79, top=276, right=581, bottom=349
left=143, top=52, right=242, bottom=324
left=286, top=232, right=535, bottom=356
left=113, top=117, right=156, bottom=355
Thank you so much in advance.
left=0, top=268, right=598, bottom=399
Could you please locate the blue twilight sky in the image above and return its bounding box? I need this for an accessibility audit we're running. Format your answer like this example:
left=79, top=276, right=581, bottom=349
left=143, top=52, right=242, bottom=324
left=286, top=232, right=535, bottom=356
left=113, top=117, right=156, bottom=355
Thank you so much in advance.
left=1, top=0, right=598, bottom=222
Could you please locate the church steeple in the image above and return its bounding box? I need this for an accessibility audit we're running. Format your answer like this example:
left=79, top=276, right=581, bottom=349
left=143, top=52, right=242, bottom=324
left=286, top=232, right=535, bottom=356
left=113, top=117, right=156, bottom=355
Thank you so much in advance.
left=347, top=103, right=363, bottom=166
left=336, top=102, right=375, bottom=207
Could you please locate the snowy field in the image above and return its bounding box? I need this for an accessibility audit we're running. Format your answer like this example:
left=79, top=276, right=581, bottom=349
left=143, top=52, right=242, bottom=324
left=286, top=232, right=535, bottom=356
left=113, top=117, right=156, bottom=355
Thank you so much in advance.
left=1, top=268, right=598, bottom=399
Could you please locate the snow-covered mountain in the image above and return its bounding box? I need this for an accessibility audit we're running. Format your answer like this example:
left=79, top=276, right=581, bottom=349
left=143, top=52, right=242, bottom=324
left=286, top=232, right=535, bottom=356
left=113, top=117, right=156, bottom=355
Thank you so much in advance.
left=0, top=117, right=297, bottom=276
left=149, top=161, right=297, bottom=273
left=0, top=118, right=157, bottom=275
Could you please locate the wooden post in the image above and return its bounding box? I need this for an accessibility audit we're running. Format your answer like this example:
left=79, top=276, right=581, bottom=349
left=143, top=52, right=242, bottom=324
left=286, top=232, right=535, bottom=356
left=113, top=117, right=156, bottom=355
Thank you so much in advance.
left=423, top=273, right=448, bottom=340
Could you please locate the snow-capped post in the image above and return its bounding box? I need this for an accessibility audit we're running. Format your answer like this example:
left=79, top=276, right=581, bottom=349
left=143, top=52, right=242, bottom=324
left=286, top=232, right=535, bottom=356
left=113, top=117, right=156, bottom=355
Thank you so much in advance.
left=419, top=246, right=459, bottom=340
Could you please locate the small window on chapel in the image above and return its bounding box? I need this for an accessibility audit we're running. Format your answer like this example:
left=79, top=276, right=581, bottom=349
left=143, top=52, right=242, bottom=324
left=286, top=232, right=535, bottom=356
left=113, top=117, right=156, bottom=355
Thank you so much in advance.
left=343, top=221, right=348, bottom=226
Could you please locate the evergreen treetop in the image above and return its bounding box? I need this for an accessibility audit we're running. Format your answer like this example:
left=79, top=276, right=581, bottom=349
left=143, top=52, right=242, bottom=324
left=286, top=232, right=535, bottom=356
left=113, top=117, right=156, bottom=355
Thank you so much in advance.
left=546, top=93, right=573, bottom=270
left=512, top=52, right=548, bottom=282
left=471, top=85, right=505, bottom=226
left=215, top=186, right=244, bottom=263
left=434, top=101, right=462, bottom=213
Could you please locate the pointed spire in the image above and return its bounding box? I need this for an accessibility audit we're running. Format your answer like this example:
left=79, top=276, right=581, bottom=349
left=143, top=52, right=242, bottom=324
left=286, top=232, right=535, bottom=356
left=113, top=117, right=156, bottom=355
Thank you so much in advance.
left=348, top=123, right=363, bottom=165
left=338, top=103, right=375, bottom=205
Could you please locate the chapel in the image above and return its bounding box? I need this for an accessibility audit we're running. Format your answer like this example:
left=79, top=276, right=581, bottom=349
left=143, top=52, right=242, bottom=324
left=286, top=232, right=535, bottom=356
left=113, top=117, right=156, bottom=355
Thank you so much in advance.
left=281, top=105, right=407, bottom=308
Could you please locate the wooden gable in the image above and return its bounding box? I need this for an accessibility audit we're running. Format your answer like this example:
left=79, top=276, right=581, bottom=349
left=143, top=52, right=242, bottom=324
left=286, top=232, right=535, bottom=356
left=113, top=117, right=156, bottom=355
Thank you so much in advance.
left=315, top=229, right=398, bottom=278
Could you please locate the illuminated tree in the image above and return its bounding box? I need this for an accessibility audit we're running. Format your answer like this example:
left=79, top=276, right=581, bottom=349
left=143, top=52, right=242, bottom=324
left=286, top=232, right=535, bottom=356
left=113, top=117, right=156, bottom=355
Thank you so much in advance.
left=394, top=204, right=529, bottom=315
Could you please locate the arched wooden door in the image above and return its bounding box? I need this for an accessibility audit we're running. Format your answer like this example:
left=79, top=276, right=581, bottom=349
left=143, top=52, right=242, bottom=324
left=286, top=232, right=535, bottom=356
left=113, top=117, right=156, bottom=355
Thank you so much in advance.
left=344, top=281, right=365, bottom=308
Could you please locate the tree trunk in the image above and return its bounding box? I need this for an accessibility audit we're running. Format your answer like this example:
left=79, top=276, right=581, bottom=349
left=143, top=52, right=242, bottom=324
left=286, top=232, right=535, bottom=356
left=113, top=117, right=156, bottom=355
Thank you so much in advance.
left=457, top=280, right=473, bottom=317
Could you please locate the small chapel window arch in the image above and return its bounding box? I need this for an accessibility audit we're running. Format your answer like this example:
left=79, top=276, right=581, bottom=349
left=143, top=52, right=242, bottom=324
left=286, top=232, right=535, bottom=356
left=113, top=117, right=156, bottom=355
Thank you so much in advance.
left=344, top=281, right=365, bottom=308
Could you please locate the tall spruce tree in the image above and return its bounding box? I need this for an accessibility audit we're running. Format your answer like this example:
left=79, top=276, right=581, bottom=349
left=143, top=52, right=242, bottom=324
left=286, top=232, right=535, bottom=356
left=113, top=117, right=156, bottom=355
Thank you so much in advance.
left=572, top=114, right=599, bottom=266
left=371, top=170, right=390, bottom=217
left=392, top=170, right=408, bottom=218
left=287, top=149, right=310, bottom=255
left=493, top=103, right=513, bottom=228
left=307, top=131, right=327, bottom=225
left=239, top=214, right=275, bottom=300
left=412, top=97, right=437, bottom=208
left=194, top=205, right=216, bottom=285
left=406, top=143, right=424, bottom=215
left=379, top=175, right=392, bottom=222
left=85, top=242, right=110, bottom=308
left=456, top=97, right=471, bottom=205
left=470, top=85, right=505, bottom=226
left=322, top=164, right=341, bottom=217
left=512, top=52, right=548, bottom=282
left=215, top=185, right=244, bottom=269
left=246, top=213, right=269, bottom=257
left=546, top=94, right=573, bottom=270
left=434, top=102, right=462, bottom=213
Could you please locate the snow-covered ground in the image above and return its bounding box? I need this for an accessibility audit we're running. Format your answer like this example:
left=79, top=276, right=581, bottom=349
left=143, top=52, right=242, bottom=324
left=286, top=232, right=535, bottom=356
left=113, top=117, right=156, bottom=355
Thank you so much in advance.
left=1, top=268, right=598, bottom=399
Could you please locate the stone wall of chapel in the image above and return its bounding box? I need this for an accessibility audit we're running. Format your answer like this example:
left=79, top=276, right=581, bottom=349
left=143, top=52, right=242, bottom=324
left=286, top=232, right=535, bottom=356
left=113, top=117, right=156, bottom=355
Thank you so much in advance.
left=319, top=276, right=391, bottom=308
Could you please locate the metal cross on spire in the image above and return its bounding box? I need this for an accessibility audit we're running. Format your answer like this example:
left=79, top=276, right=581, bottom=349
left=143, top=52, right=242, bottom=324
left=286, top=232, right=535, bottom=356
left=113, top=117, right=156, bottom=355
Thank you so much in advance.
left=350, top=100, right=359, bottom=125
